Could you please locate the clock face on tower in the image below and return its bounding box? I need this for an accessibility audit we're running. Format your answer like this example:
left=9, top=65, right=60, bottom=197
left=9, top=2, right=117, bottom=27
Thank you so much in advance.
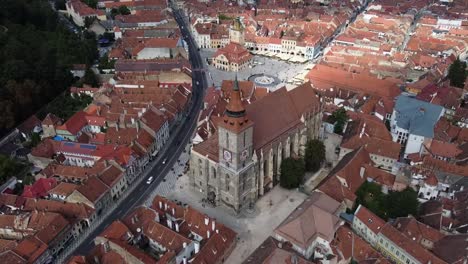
left=223, top=150, right=232, bottom=162
left=240, top=149, right=249, bottom=161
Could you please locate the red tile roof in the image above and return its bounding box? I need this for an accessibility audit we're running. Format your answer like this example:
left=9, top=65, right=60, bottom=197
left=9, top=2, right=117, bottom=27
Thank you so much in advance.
left=213, top=42, right=253, bottom=64
left=331, top=226, right=389, bottom=264
left=56, top=111, right=88, bottom=135
left=354, top=204, right=386, bottom=234
left=21, top=178, right=57, bottom=199
left=379, top=223, right=446, bottom=264
left=307, top=64, right=401, bottom=99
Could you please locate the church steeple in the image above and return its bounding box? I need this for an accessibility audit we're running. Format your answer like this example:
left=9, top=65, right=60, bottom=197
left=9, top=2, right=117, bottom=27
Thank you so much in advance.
left=225, top=75, right=245, bottom=118
left=220, top=75, right=251, bottom=132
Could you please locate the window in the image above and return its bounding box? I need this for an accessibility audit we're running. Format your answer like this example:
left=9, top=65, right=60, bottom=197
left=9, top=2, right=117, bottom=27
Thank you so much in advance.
left=243, top=132, right=246, bottom=147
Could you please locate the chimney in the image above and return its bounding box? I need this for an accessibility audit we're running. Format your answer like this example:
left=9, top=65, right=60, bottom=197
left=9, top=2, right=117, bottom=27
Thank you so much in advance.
left=194, top=242, right=200, bottom=254
left=205, top=217, right=209, bottom=226
left=183, top=242, right=187, bottom=248
left=159, top=201, right=163, bottom=209
left=212, top=220, right=215, bottom=231
left=207, top=230, right=210, bottom=238
left=183, top=257, right=187, bottom=264
left=164, top=203, right=168, bottom=210
left=175, top=223, right=180, bottom=232
left=172, top=208, right=175, bottom=216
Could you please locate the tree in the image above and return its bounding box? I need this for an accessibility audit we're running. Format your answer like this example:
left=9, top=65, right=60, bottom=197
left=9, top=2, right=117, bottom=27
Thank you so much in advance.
left=329, top=107, right=348, bottom=134
left=386, top=187, right=419, bottom=219
left=304, top=139, right=325, bottom=172
left=118, top=5, right=131, bottom=15
left=280, top=157, right=305, bottom=189
left=0, top=154, right=22, bottom=184
left=55, top=0, right=66, bottom=10
left=0, top=0, right=99, bottom=137
left=355, top=181, right=419, bottom=221
left=110, top=8, right=119, bottom=19
left=448, top=57, right=467, bottom=88
left=99, top=54, right=115, bottom=70
left=82, top=68, right=99, bottom=87
left=84, top=16, right=95, bottom=28
left=82, top=0, right=98, bottom=9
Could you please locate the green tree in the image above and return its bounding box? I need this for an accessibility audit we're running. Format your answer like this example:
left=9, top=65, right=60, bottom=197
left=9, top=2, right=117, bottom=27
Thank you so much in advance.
left=0, top=0, right=98, bottom=137
left=110, top=8, right=119, bottom=19
left=304, top=139, right=325, bottom=172
left=329, top=107, right=348, bottom=134
left=355, top=181, right=419, bottom=221
left=386, top=187, right=419, bottom=219
left=84, top=16, right=95, bottom=28
left=55, top=0, right=66, bottom=10
left=82, top=0, right=97, bottom=9
left=82, top=68, right=99, bottom=87
left=0, top=154, right=22, bottom=184
left=280, top=157, right=305, bottom=189
left=99, top=54, right=115, bottom=69
left=448, top=57, right=467, bottom=88
left=118, top=5, right=131, bottom=15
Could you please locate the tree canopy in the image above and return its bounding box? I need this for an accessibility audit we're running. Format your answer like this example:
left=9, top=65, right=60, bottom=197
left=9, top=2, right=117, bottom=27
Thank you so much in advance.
left=448, top=57, right=467, bottom=88
left=304, top=139, right=325, bottom=172
left=280, top=157, right=305, bottom=189
left=0, top=0, right=98, bottom=136
left=329, top=107, right=348, bottom=134
left=0, top=154, right=24, bottom=184
left=355, top=181, right=419, bottom=221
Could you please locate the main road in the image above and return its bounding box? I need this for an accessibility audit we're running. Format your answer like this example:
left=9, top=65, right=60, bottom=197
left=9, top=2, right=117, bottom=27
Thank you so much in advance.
left=71, top=3, right=208, bottom=257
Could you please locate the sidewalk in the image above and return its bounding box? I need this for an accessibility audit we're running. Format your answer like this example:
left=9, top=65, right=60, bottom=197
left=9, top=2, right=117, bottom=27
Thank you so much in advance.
left=167, top=176, right=307, bottom=263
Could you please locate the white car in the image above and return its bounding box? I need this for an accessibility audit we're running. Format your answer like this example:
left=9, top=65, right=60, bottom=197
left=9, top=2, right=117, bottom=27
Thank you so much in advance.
left=162, top=158, right=167, bottom=164
left=146, top=176, right=154, bottom=184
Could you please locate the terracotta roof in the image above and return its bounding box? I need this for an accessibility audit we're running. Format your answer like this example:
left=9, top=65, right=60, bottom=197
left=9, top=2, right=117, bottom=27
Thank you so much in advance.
left=426, top=140, right=462, bottom=158
left=21, top=178, right=57, bottom=199
left=433, top=234, right=468, bottom=263
left=98, top=165, right=124, bottom=188
left=354, top=204, right=386, bottom=234
left=379, top=223, right=446, bottom=264
left=393, top=217, right=444, bottom=246
left=141, top=108, right=167, bottom=133
left=0, top=251, right=26, bottom=264
left=274, top=192, right=342, bottom=249
left=56, top=111, right=88, bottom=135
left=242, top=236, right=313, bottom=264
left=77, top=176, right=109, bottom=204
left=13, top=236, right=48, bottom=263
left=245, top=82, right=320, bottom=150
left=307, top=64, right=401, bottom=99
left=17, top=115, right=41, bottom=134
left=331, top=226, right=389, bottom=264
left=192, top=133, right=219, bottom=162
left=23, top=198, right=94, bottom=220
left=42, top=113, right=61, bottom=126
left=213, top=42, right=253, bottom=64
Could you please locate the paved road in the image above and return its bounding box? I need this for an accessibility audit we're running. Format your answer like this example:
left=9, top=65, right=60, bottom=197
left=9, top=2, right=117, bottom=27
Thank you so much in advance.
left=72, top=3, right=208, bottom=256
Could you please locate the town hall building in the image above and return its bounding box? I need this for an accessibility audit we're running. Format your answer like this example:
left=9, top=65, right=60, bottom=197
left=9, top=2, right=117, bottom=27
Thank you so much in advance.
left=189, top=78, right=322, bottom=212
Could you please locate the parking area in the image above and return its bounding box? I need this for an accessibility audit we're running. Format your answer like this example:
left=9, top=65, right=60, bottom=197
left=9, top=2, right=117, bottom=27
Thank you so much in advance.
left=200, top=49, right=312, bottom=91
left=166, top=173, right=307, bottom=264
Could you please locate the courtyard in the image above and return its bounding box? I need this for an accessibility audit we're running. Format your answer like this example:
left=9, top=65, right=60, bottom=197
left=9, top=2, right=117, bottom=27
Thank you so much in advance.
left=199, top=49, right=312, bottom=91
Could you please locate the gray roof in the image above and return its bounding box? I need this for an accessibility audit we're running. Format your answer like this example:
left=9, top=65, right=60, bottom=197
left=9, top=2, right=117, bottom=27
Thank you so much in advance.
left=394, top=95, right=444, bottom=138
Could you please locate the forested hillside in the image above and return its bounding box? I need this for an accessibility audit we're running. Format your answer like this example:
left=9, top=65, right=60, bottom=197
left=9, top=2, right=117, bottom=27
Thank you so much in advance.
left=0, top=0, right=98, bottom=136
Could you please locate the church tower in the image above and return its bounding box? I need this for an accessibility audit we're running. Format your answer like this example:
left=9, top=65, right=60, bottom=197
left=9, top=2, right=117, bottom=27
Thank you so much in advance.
left=229, top=17, right=245, bottom=45
left=217, top=76, right=256, bottom=212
